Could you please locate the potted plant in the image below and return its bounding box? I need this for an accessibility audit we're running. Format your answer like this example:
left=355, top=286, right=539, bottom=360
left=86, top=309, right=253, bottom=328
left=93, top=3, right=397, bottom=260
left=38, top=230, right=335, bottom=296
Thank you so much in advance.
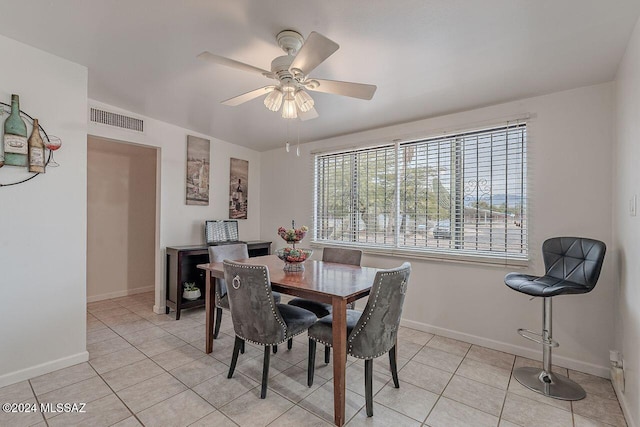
left=182, top=282, right=201, bottom=300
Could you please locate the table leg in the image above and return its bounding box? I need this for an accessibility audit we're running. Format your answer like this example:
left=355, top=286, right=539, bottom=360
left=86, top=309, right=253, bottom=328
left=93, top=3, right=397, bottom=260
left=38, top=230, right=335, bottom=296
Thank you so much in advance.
left=205, top=274, right=214, bottom=354
left=332, top=298, right=347, bottom=426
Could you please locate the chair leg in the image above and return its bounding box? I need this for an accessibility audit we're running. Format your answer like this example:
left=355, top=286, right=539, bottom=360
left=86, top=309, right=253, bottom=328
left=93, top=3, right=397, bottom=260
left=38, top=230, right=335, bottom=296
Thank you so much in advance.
left=214, top=307, right=223, bottom=339
left=389, top=345, right=400, bottom=388
left=324, top=346, right=330, bottom=364
left=240, top=340, right=245, bottom=354
left=273, top=345, right=278, bottom=354
left=261, top=346, right=271, bottom=398
left=228, top=336, right=243, bottom=378
left=308, top=339, right=316, bottom=387
left=365, top=359, right=373, bottom=417
left=287, top=338, right=293, bottom=350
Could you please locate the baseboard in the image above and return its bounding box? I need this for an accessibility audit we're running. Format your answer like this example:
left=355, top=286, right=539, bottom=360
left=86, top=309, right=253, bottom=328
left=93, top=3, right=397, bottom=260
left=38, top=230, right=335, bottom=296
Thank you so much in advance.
left=612, top=369, right=637, bottom=427
left=87, top=285, right=155, bottom=303
left=0, top=351, right=89, bottom=388
left=400, top=318, right=610, bottom=378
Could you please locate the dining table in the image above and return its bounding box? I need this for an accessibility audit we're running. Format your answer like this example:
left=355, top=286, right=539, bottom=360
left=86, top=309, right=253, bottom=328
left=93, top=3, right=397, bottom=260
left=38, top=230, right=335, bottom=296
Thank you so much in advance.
left=197, top=254, right=380, bottom=426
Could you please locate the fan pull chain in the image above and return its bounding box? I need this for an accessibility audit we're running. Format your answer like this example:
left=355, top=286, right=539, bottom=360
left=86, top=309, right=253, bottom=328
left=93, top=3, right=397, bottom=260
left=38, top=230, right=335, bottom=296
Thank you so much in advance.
left=285, top=119, right=291, bottom=152
left=296, top=120, right=301, bottom=157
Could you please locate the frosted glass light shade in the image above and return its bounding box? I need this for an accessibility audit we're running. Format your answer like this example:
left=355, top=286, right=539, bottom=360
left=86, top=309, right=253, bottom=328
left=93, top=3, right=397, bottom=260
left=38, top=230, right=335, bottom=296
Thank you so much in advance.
left=282, top=92, right=298, bottom=118
left=264, top=88, right=283, bottom=111
left=295, top=90, right=314, bottom=112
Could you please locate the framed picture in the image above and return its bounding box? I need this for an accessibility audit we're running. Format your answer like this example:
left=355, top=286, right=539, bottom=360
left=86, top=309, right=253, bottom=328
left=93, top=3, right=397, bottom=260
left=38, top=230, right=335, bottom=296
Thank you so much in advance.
left=185, top=135, right=210, bottom=205
left=229, top=158, right=248, bottom=219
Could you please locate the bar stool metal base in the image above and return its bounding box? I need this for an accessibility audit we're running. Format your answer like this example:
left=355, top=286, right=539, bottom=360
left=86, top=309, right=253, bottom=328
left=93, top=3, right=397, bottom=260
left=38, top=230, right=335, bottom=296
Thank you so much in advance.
left=514, top=367, right=586, bottom=401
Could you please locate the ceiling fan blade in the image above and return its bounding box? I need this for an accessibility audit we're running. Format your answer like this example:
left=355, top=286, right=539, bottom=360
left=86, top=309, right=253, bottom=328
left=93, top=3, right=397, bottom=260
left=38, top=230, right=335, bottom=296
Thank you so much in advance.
left=197, top=51, right=271, bottom=77
left=221, top=86, right=275, bottom=106
left=290, top=32, right=339, bottom=76
left=306, top=79, right=377, bottom=100
left=299, top=107, right=319, bottom=121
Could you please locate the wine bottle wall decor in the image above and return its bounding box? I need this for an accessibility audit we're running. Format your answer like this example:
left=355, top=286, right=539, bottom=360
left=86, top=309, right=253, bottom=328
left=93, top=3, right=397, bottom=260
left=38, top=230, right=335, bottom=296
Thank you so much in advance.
left=0, top=93, right=61, bottom=187
left=3, top=94, right=28, bottom=167
left=28, top=118, right=45, bottom=173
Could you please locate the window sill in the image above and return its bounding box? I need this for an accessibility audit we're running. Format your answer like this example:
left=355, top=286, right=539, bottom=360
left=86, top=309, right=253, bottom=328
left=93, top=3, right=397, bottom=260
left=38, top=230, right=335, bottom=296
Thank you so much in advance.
left=310, top=241, right=529, bottom=269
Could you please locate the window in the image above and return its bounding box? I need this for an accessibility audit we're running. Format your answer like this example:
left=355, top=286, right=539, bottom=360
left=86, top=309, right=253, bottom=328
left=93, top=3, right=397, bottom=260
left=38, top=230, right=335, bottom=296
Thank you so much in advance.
left=314, top=123, right=527, bottom=262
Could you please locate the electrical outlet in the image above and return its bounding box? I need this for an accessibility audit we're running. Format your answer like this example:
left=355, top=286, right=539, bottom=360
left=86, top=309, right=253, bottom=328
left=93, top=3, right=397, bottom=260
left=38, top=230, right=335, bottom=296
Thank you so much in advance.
left=630, top=195, right=637, bottom=217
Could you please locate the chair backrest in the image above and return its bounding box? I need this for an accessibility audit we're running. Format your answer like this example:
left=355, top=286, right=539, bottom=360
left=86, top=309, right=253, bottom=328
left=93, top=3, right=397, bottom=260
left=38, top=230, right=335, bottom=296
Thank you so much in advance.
left=542, top=237, right=606, bottom=291
left=208, top=243, right=249, bottom=263
left=322, top=247, right=362, bottom=266
left=347, top=262, right=411, bottom=359
left=209, top=244, right=249, bottom=306
left=222, top=260, right=287, bottom=345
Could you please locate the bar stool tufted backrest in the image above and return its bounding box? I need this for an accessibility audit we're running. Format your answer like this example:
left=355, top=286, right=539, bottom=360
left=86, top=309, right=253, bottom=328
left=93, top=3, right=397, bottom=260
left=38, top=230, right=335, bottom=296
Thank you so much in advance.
left=542, top=237, right=606, bottom=291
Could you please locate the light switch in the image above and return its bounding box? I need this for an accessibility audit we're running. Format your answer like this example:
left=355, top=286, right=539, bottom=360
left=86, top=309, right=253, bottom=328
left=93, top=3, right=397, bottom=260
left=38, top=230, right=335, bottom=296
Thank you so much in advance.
left=630, top=195, right=637, bottom=217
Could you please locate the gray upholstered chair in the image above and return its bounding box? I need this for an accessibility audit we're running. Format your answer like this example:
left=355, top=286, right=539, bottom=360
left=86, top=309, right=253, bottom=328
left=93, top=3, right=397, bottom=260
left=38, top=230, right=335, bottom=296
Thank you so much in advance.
left=288, top=247, right=363, bottom=359
left=505, top=237, right=606, bottom=401
left=307, top=262, right=411, bottom=417
left=208, top=244, right=281, bottom=341
left=223, top=260, right=317, bottom=398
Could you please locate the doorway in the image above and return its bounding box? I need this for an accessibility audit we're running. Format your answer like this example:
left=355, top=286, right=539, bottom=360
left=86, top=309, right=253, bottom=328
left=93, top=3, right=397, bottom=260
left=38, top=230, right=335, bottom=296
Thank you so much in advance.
left=86, top=136, right=159, bottom=302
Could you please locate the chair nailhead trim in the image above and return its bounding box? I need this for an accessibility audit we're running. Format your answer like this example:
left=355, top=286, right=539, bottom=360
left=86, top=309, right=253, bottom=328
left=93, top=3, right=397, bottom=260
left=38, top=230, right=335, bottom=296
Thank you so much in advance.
left=236, top=328, right=307, bottom=347
left=347, top=271, right=392, bottom=352
left=309, top=267, right=408, bottom=358
left=232, top=263, right=287, bottom=339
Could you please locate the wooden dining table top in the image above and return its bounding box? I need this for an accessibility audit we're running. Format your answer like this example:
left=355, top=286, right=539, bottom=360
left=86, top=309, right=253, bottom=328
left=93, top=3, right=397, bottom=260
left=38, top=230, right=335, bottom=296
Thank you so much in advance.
left=197, top=254, right=380, bottom=303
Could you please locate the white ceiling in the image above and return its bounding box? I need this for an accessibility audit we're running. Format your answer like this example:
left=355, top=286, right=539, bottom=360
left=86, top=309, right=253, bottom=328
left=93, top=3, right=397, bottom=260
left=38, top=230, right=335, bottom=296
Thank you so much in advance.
left=1, top=1, right=639, bottom=151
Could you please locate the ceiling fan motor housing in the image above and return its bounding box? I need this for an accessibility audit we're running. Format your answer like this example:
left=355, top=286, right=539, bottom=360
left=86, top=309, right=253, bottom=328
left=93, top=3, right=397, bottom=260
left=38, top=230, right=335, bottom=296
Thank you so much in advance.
left=271, top=55, right=295, bottom=83
left=273, top=30, right=305, bottom=84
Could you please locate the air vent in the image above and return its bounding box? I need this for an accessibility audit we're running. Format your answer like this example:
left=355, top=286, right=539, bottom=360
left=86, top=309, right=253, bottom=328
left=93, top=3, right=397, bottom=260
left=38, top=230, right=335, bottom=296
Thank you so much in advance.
left=90, top=108, right=144, bottom=132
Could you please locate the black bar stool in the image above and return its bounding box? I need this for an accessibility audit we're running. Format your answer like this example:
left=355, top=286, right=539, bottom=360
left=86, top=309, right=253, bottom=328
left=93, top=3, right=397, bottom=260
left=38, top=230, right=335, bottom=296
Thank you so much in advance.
left=504, top=237, right=606, bottom=400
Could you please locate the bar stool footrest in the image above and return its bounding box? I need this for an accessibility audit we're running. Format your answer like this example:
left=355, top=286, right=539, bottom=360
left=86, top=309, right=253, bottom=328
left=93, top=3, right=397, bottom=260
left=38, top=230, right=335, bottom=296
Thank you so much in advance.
left=517, top=328, right=559, bottom=348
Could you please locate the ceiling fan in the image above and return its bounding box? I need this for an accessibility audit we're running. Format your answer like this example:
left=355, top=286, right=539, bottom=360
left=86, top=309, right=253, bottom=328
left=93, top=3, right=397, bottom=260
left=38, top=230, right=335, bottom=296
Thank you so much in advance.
left=197, top=30, right=377, bottom=120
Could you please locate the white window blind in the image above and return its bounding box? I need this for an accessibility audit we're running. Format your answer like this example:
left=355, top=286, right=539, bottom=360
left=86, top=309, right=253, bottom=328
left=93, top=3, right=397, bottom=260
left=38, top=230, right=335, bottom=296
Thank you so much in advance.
left=314, top=123, right=528, bottom=261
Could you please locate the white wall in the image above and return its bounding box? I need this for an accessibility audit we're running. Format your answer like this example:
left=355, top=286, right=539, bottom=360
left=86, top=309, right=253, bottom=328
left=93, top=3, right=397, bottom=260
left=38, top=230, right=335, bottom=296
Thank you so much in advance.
left=614, top=14, right=640, bottom=427
left=261, top=83, right=616, bottom=377
left=0, top=35, right=88, bottom=386
left=88, top=102, right=262, bottom=313
left=87, top=138, right=157, bottom=301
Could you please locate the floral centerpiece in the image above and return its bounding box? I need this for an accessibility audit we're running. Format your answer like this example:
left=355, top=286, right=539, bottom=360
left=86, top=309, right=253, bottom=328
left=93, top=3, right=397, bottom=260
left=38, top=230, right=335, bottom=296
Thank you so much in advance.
left=276, top=221, right=312, bottom=271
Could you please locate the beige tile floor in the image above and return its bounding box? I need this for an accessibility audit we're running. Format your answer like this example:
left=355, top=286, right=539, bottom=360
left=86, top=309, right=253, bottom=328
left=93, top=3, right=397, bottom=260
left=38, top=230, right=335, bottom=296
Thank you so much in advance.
left=0, top=292, right=627, bottom=427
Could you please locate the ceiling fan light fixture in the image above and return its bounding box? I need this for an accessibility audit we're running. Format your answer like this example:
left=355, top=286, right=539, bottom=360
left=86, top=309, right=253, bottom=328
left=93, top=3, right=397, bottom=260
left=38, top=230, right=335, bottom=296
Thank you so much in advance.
left=294, top=89, right=314, bottom=113
left=281, top=91, right=298, bottom=119
left=264, top=87, right=283, bottom=111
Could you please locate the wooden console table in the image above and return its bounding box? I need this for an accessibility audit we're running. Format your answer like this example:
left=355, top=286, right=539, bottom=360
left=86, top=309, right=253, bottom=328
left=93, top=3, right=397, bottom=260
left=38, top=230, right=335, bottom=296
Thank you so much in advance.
left=165, top=241, right=271, bottom=319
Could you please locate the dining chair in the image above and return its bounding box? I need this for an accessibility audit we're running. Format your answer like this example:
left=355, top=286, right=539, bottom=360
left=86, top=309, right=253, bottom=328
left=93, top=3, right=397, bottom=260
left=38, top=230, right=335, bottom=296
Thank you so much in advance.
left=208, top=244, right=281, bottom=341
left=306, top=262, right=411, bottom=417
left=223, top=260, right=317, bottom=398
left=287, top=247, right=363, bottom=359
